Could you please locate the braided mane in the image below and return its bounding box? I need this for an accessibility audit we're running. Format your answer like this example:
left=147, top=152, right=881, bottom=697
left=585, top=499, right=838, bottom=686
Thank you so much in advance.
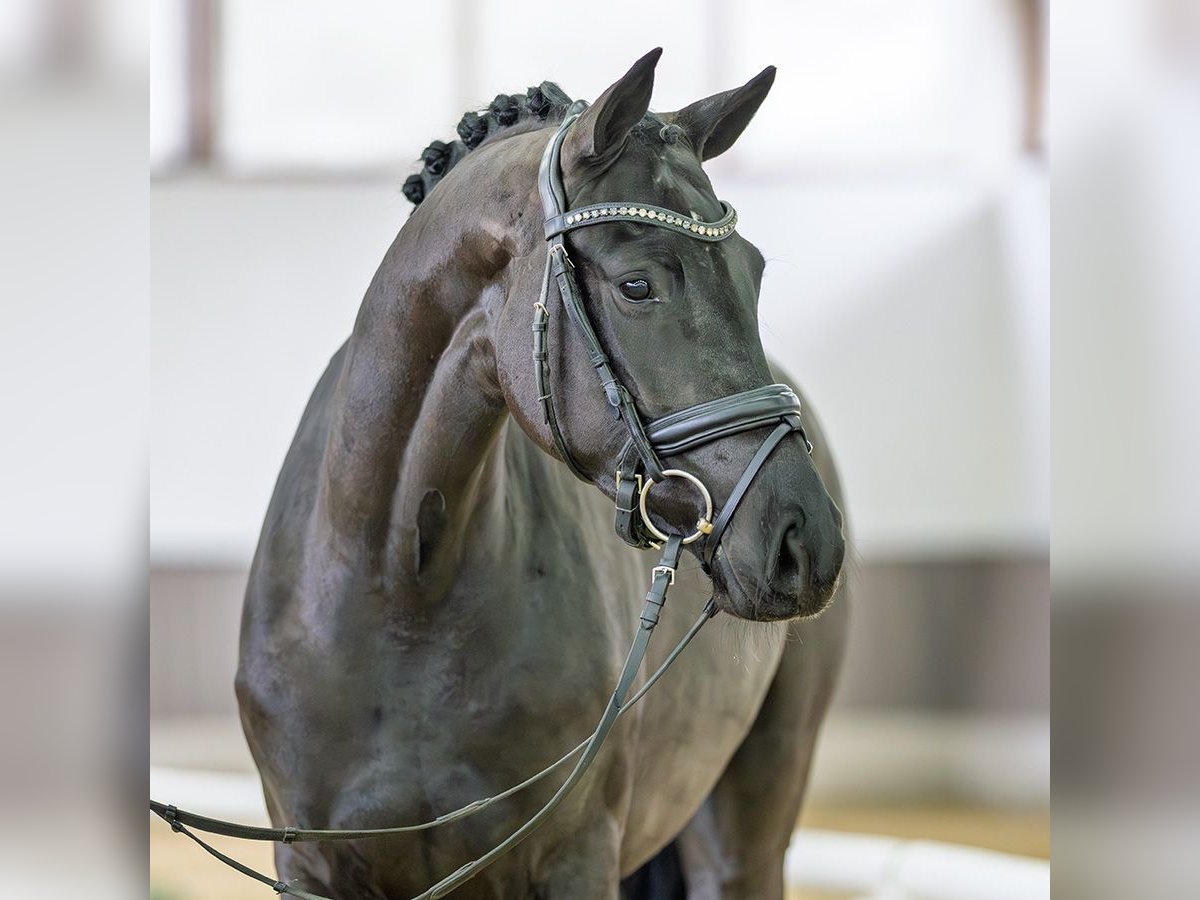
left=402, top=82, right=575, bottom=206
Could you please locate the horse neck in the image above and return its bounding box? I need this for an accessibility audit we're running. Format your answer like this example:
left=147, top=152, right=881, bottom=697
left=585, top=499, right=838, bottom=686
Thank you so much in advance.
left=316, top=167, right=529, bottom=593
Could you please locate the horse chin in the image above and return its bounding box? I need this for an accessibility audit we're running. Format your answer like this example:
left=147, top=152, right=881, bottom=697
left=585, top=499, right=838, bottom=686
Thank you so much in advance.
left=707, top=550, right=837, bottom=622
left=706, top=553, right=789, bottom=622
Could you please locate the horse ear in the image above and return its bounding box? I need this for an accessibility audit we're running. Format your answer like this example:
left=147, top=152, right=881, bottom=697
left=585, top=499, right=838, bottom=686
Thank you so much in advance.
left=564, top=48, right=662, bottom=169
left=672, top=66, right=777, bottom=162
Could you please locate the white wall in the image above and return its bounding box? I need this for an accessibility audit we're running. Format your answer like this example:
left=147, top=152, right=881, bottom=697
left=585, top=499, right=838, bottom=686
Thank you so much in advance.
left=150, top=168, right=1047, bottom=565
left=150, top=0, right=1048, bottom=565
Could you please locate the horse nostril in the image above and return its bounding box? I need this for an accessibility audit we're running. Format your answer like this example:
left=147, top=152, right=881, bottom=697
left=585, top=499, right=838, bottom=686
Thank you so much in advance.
left=770, top=522, right=807, bottom=594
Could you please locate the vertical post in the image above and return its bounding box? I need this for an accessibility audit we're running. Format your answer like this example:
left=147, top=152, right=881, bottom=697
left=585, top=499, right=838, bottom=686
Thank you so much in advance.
left=1016, top=0, right=1045, bottom=156
left=186, top=0, right=218, bottom=165
left=42, top=0, right=92, bottom=74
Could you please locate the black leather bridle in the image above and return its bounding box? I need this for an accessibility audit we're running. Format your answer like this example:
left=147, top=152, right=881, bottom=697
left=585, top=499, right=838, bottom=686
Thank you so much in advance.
left=533, top=103, right=811, bottom=569
left=150, top=106, right=814, bottom=900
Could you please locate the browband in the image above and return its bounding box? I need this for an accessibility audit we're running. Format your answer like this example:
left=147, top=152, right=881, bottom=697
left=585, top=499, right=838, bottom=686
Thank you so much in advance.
left=545, top=201, right=738, bottom=241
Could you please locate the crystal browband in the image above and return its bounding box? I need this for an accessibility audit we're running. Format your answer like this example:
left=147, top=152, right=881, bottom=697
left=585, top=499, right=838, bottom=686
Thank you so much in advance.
left=544, top=201, right=738, bottom=241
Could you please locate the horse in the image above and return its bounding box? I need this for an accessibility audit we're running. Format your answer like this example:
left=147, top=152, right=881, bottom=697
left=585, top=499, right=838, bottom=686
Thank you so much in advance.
left=235, top=48, right=849, bottom=899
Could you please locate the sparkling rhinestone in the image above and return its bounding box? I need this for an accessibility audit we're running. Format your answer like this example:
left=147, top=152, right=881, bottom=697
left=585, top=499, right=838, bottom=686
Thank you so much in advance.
left=635, top=208, right=645, bottom=216
left=618, top=206, right=628, bottom=214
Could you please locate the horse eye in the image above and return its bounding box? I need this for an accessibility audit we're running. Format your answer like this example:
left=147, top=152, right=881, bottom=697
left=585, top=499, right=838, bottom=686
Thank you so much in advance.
left=618, top=279, right=653, bottom=303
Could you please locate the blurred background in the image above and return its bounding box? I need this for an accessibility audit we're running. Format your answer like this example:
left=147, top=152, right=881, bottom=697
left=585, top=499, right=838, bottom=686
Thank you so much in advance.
left=146, top=1, right=1050, bottom=896
left=13, top=0, right=1200, bottom=898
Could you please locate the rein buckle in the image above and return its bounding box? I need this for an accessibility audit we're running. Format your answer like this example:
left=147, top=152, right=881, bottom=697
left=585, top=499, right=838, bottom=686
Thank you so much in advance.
left=652, top=564, right=676, bottom=585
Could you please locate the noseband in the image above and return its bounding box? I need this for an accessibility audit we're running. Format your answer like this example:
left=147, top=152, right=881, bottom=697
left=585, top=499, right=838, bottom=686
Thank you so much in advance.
left=151, top=106, right=815, bottom=899
left=533, top=103, right=811, bottom=568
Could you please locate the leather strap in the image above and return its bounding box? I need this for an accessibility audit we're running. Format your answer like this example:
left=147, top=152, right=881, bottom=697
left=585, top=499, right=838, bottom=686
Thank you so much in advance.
left=157, top=812, right=331, bottom=900
left=532, top=254, right=589, bottom=481
left=703, top=419, right=797, bottom=568
left=614, top=472, right=648, bottom=548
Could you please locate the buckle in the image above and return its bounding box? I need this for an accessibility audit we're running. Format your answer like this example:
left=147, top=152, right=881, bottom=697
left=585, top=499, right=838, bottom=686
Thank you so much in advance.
left=615, top=470, right=643, bottom=493
left=549, top=243, right=574, bottom=270
left=652, top=564, right=676, bottom=585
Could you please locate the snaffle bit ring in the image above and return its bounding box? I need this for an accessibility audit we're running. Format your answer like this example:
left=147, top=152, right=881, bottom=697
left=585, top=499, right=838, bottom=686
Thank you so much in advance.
left=638, top=469, right=714, bottom=545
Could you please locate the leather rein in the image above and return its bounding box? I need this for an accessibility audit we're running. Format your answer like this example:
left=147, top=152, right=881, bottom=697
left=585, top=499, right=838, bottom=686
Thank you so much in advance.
left=151, top=104, right=812, bottom=899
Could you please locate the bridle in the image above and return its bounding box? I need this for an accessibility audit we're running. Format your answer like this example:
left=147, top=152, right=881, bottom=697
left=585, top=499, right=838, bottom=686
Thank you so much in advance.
left=533, top=103, right=811, bottom=568
left=151, top=104, right=813, bottom=899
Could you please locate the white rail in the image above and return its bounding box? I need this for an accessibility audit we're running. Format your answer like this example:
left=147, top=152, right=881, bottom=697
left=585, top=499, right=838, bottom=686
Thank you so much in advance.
left=786, top=828, right=1049, bottom=900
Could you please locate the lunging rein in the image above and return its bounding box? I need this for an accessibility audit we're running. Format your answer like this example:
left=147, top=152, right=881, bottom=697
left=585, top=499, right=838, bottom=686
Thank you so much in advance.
left=152, top=101, right=814, bottom=899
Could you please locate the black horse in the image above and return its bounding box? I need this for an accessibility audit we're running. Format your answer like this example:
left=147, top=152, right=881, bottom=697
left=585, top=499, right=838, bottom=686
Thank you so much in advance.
left=236, top=50, right=848, bottom=899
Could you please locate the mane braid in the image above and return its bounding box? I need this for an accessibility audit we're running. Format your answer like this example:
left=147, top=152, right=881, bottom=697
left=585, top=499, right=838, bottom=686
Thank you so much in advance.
left=402, top=81, right=574, bottom=207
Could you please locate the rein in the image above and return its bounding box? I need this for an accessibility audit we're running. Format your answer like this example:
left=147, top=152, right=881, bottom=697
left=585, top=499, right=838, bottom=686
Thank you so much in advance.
left=151, top=106, right=814, bottom=898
